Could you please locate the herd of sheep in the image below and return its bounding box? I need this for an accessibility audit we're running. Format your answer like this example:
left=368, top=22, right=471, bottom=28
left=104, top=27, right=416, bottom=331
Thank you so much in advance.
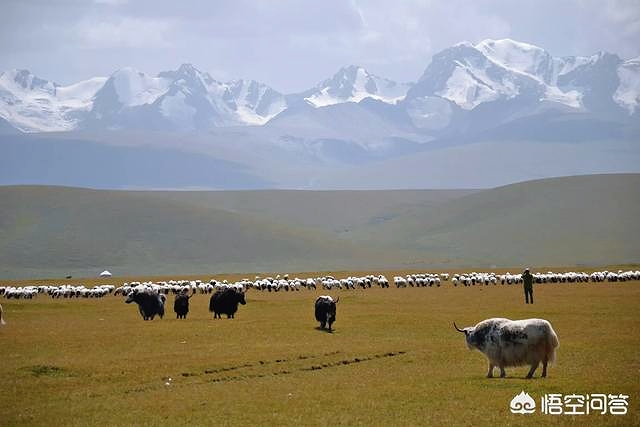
left=1, top=269, right=639, bottom=300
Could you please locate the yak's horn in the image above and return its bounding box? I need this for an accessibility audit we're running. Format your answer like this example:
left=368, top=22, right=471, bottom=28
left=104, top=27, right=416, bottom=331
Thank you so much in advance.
left=453, top=322, right=465, bottom=333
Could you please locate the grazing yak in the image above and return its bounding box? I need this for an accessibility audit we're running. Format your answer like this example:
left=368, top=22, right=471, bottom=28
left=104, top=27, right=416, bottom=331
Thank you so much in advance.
left=173, top=293, right=191, bottom=319
left=209, top=288, right=246, bottom=319
left=454, top=318, right=559, bottom=379
left=315, top=295, right=338, bottom=331
left=125, top=290, right=166, bottom=320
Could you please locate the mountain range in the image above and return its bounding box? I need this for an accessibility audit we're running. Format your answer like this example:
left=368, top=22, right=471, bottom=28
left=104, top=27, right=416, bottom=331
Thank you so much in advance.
left=1, top=38, right=639, bottom=189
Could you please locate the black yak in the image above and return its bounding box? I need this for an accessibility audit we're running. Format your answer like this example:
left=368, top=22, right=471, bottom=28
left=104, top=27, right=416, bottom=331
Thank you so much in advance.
left=173, top=293, right=190, bottom=319
left=315, top=295, right=338, bottom=331
left=209, top=288, right=246, bottom=319
left=125, top=290, right=166, bottom=320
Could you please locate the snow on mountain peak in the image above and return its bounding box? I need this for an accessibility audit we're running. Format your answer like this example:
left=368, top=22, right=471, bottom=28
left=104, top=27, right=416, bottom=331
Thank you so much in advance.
left=614, top=57, right=640, bottom=114
left=110, top=67, right=171, bottom=107
left=411, top=42, right=528, bottom=110
left=410, top=39, right=637, bottom=113
left=1, top=39, right=638, bottom=133
left=0, top=69, right=56, bottom=96
left=226, top=79, right=287, bottom=125
left=305, top=65, right=409, bottom=107
left=477, top=38, right=544, bottom=54
left=452, top=41, right=474, bottom=49
left=0, top=69, right=107, bottom=132
left=162, top=63, right=218, bottom=86
left=56, top=77, right=107, bottom=103
left=475, top=38, right=551, bottom=78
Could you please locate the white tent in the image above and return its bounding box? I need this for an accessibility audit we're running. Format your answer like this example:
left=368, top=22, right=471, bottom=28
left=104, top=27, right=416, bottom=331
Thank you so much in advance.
left=99, top=270, right=112, bottom=277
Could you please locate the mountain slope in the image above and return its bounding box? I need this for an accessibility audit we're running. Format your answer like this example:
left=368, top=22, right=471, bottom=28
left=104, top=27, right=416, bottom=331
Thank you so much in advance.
left=0, top=186, right=393, bottom=279
left=0, top=65, right=288, bottom=132
left=0, top=174, right=637, bottom=279
left=0, top=70, right=106, bottom=132
left=138, top=188, right=477, bottom=234
left=0, top=133, right=271, bottom=189
left=85, top=64, right=288, bottom=130
left=409, top=38, right=629, bottom=111
left=299, top=65, right=410, bottom=107
left=403, top=39, right=639, bottom=134
left=345, top=174, right=640, bottom=266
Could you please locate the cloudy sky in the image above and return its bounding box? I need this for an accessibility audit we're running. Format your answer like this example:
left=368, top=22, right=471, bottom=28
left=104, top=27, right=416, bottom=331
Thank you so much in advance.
left=1, top=0, right=639, bottom=93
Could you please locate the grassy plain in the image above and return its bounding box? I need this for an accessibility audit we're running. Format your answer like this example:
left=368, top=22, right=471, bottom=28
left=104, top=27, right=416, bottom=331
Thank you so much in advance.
left=1, top=270, right=639, bottom=426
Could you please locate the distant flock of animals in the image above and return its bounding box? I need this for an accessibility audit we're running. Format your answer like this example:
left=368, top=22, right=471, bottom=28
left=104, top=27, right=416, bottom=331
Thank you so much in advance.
left=2, top=268, right=637, bottom=377
left=1, top=269, right=637, bottom=301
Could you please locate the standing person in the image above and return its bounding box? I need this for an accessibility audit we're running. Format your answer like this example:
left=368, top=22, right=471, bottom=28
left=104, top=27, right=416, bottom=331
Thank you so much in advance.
left=522, top=268, right=534, bottom=304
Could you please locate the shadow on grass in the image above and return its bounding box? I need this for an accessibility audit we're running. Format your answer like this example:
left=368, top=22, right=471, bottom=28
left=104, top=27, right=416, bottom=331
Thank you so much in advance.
left=314, top=326, right=334, bottom=334
left=20, top=365, right=75, bottom=377
left=475, top=375, right=554, bottom=381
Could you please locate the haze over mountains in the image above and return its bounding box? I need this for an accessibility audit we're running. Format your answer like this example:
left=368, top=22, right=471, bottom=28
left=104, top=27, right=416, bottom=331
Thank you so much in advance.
left=1, top=38, right=639, bottom=189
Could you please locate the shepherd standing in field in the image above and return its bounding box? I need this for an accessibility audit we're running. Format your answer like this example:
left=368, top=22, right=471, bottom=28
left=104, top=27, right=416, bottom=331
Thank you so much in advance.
left=522, top=268, right=534, bottom=304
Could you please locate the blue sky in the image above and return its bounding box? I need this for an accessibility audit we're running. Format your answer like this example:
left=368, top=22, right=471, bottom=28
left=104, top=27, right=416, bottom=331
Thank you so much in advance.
left=1, top=0, right=639, bottom=92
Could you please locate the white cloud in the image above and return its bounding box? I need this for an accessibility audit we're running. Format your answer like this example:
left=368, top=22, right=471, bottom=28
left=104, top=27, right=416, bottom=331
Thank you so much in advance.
left=75, top=16, right=175, bottom=49
left=93, top=0, right=129, bottom=5
left=1, top=0, right=639, bottom=91
left=603, top=0, right=640, bottom=56
left=345, top=1, right=511, bottom=80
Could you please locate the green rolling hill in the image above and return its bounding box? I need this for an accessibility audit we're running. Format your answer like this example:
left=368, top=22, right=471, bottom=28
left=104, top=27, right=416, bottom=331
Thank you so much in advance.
left=345, top=174, right=640, bottom=267
left=1, top=174, right=638, bottom=279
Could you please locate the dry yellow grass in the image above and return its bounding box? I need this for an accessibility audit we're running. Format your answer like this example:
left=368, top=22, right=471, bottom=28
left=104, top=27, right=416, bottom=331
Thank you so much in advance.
left=1, top=269, right=639, bottom=426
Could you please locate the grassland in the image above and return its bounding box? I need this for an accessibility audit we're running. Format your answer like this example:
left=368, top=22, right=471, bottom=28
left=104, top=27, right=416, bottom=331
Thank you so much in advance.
left=1, top=270, right=639, bottom=426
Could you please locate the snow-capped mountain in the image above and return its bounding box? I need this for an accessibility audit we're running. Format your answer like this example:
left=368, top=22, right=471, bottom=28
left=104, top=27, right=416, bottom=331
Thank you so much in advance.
left=0, top=39, right=638, bottom=135
left=0, top=69, right=106, bottom=132
left=87, top=64, right=287, bottom=130
left=404, top=39, right=639, bottom=131
left=0, top=64, right=287, bottom=132
left=615, top=57, right=640, bottom=115
left=301, top=65, right=410, bottom=107
left=2, top=39, right=639, bottom=191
